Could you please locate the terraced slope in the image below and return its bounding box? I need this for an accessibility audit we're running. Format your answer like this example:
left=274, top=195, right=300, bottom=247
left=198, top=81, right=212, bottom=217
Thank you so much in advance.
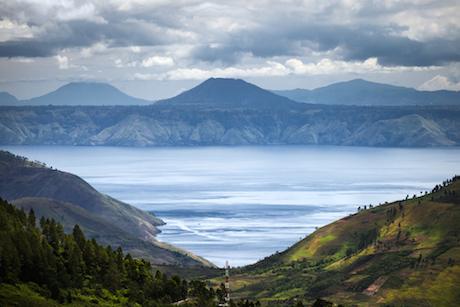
left=222, top=177, right=460, bottom=306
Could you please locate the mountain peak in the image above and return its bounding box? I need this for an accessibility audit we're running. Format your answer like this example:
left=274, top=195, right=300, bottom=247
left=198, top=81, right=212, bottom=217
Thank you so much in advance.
left=0, top=91, right=19, bottom=106
left=326, top=78, right=406, bottom=89
left=25, top=82, right=151, bottom=106
left=274, top=78, right=460, bottom=106
left=159, top=77, right=300, bottom=109
left=62, top=81, right=119, bottom=90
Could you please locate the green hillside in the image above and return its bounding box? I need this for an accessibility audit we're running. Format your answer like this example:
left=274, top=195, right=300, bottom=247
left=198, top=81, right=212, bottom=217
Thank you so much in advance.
left=218, top=177, right=460, bottom=306
left=0, top=150, right=212, bottom=267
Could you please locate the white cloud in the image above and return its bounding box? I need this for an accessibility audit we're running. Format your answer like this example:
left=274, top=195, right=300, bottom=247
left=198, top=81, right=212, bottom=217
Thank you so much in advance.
left=130, top=46, right=141, bottom=53
left=285, top=58, right=436, bottom=75
left=55, top=55, right=69, bottom=69
left=114, top=58, right=123, bottom=68
left=418, top=75, right=460, bottom=91
left=133, top=58, right=437, bottom=80
left=134, top=58, right=438, bottom=80
left=134, top=61, right=289, bottom=80
left=141, top=56, right=175, bottom=67
left=287, top=58, right=383, bottom=74
left=10, top=57, right=34, bottom=63
left=1, top=0, right=459, bottom=90
left=113, top=58, right=138, bottom=68
left=57, top=2, right=106, bottom=24
left=81, top=43, right=108, bottom=58
left=0, top=19, right=34, bottom=42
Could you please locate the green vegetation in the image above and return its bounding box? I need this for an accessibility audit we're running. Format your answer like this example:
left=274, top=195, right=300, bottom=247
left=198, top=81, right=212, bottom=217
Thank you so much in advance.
left=2, top=148, right=460, bottom=306
left=0, top=197, right=224, bottom=306
left=219, top=176, right=460, bottom=306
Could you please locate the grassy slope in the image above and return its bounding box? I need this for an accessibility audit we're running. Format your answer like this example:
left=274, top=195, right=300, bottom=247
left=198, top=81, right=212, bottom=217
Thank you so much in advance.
left=217, top=179, right=460, bottom=306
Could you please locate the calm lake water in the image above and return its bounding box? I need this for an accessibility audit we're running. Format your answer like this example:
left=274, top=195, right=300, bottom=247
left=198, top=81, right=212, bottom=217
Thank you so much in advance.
left=3, top=145, right=460, bottom=267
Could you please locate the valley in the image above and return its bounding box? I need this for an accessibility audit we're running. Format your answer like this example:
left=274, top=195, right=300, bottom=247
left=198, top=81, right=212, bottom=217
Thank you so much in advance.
left=4, top=145, right=460, bottom=270
left=2, top=0, right=460, bottom=305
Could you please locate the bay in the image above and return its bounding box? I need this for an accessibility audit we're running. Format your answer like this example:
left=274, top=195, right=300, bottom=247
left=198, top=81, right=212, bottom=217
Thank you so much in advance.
left=3, top=145, right=460, bottom=267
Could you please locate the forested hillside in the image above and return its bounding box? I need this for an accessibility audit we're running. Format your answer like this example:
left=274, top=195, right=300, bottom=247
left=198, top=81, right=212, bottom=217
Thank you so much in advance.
left=0, top=198, right=260, bottom=306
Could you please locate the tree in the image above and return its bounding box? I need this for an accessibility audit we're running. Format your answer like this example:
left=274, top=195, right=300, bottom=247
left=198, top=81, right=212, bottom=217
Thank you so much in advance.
left=27, top=208, right=36, bottom=228
left=72, top=224, right=86, bottom=250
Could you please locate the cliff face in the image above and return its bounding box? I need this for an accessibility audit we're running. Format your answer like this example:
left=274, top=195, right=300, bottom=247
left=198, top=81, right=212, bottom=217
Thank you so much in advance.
left=1, top=104, right=460, bottom=147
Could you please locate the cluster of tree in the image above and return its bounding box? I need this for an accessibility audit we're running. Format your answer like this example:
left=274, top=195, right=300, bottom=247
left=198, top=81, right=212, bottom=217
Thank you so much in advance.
left=0, top=150, right=44, bottom=168
left=356, top=204, right=373, bottom=212
left=432, top=175, right=460, bottom=193
left=0, top=197, right=222, bottom=306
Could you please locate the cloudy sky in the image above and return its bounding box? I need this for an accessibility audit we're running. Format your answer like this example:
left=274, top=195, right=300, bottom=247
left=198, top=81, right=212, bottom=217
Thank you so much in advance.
left=1, top=0, right=460, bottom=100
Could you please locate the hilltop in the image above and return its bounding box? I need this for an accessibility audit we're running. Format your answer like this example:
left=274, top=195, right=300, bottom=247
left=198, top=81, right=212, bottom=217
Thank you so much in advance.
left=218, top=176, right=460, bottom=306
left=0, top=150, right=213, bottom=267
left=274, top=79, right=460, bottom=106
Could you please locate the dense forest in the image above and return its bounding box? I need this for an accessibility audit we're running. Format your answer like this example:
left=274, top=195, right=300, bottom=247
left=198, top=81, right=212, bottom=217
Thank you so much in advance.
left=0, top=197, right=261, bottom=306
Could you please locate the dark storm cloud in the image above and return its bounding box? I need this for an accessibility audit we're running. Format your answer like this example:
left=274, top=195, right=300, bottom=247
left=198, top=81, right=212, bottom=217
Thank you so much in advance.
left=191, top=23, right=460, bottom=67
left=0, top=17, right=175, bottom=58
left=1, top=0, right=459, bottom=67
left=0, top=0, right=187, bottom=58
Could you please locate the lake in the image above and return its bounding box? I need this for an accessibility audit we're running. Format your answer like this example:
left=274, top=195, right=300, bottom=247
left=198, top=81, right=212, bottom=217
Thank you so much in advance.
left=3, top=145, right=460, bottom=267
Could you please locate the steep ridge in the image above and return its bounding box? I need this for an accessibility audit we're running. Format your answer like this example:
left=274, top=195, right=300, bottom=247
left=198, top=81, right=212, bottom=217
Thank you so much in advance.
left=1, top=104, right=459, bottom=147
left=274, top=79, right=460, bottom=106
left=223, top=176, right=460, bottom=306
left=0, top=150, right=213, bottom=267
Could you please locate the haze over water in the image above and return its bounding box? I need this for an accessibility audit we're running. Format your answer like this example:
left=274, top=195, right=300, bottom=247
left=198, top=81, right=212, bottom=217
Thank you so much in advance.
left=3, top=145, right=460, bottom=267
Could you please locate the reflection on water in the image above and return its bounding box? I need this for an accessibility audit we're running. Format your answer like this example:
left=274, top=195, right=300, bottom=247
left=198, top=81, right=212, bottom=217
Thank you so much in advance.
left=3, top=145, right=460, bottom=267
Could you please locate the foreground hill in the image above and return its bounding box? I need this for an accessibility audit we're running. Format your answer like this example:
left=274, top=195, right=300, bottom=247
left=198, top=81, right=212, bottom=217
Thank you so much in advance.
left=222, top=176, right=460, bottom=306
left=274, top=79, right=460, bottom=106
left=0, top=198, right=221, bottom=306
left=0, top=150, right=212, bottom=267
left=22, top=82, right=152, bottom=106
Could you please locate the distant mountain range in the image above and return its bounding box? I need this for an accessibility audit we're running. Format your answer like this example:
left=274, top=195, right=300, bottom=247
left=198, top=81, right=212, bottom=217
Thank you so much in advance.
left=273, top=79, right=460, bottom=106
left=1, top=78, right=460, bottom=147
left=0, top=82, right=152, bottom=106
left=1, top=78, right=459, bottom=107
left=0, top=150, right=213, bottom=267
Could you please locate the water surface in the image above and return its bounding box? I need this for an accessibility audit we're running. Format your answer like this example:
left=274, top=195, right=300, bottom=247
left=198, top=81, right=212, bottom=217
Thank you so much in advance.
left=3, top=145, right=460, bottom=267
